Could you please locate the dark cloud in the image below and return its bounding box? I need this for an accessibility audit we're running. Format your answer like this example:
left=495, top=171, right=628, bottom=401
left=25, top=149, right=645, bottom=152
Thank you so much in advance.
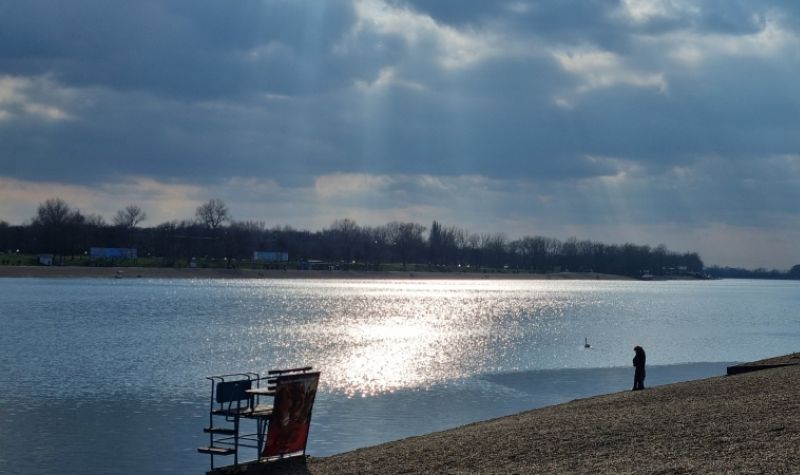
left=0, top=0, right=359, bottom=99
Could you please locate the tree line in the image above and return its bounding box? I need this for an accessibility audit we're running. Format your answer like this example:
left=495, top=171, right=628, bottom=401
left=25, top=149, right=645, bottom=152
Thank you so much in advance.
left=705, top=265, right=800, bottom=280
left=0, top=197, right=705, bottom=277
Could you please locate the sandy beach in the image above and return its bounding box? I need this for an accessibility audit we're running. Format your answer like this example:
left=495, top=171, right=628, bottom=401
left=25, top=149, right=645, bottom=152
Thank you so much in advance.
left=0, top=265, right=634, bottom=281
left=298, top=353, right=800, bottom=474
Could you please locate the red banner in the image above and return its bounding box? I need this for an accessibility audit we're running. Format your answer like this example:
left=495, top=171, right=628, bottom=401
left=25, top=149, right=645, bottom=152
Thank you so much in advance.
left=263, top=372, right=320, bottom=458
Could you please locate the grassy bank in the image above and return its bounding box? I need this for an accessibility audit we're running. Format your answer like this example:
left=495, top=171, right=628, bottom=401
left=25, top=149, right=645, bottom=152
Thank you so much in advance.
left=0, top=265, right=634, bottom=281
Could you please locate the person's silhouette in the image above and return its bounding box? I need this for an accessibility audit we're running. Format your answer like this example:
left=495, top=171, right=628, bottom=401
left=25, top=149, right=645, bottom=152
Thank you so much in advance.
left=632, top=346, right=646, bottom=390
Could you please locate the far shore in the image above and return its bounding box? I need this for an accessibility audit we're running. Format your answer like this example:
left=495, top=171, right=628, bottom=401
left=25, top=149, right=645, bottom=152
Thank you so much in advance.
left=0, top=265, right=643, bottom=281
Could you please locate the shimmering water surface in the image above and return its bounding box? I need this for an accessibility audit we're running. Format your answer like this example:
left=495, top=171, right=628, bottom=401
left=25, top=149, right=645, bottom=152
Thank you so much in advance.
left=1, top=278, right=798, bottom=474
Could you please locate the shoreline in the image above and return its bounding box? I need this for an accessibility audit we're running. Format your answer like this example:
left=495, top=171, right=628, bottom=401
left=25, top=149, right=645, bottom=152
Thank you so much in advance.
left=301, top=353, right=800, bottom=474
left=0, top=265, right=638, bottom=281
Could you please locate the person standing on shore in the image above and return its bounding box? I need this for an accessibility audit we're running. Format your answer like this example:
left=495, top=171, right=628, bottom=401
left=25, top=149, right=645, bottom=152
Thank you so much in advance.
left=632, top=346, right=646, bottom=390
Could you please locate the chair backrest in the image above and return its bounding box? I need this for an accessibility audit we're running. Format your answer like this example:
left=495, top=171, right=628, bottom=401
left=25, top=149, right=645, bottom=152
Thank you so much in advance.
left=215, top=379, right=253, bottom=404
left=267, top=366, right=313, bottom=376
left=262, top=367, right=313, bottom=393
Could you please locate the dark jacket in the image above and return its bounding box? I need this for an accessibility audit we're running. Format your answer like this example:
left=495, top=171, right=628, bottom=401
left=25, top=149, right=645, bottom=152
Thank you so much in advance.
left=633, top=347, right=646, bottom=369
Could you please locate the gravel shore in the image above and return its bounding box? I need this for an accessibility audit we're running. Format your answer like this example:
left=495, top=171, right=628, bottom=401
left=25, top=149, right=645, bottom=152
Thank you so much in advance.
left=303, top=353, right=800, bottom=474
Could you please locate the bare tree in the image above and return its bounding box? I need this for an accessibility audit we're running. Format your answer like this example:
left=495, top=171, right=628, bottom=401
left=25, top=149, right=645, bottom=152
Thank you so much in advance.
left=195, top=199, right=230, bottom=230
left=386, top=221, right=426, bottom=270
left=113, top=204, right=147, bottom=228
left=33, top=198, right=82, bottom=227
left=366, top=225, right=391, bottom=268
left=329, top=218, right=360, bottom=262
left=32, top=198, right=84, bottom=258
left=232, top=220, right=266, bottom=233
left=480, top=233, right=508, bottom=268
left=84, top=214, right=107, bottom=227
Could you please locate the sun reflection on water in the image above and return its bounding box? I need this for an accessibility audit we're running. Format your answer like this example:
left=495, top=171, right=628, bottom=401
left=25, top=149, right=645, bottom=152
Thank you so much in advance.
left=227, top=279, right=631, bottom=398
left=277, top=280, right=576, bottom=397
left=331, top=318, right=439, bottom=397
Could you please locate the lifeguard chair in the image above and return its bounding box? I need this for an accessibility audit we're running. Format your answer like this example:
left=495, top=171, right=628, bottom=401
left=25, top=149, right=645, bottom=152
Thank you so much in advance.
left=198, top=367, right=320, bottom=472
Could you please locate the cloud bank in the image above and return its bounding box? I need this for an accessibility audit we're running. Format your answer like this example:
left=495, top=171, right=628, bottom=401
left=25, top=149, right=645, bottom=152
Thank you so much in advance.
left=1, top=0, right=799, bottom=268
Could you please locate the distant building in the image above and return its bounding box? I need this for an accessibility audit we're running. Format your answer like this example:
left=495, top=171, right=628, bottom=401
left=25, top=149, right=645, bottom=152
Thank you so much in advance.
left=253, top=251, right=289, bottom=262
left=90, top=247, right=138, bottom=259
left=38, top=254, right=54, bottom=266
left=299, top=259, right=325, bottom=270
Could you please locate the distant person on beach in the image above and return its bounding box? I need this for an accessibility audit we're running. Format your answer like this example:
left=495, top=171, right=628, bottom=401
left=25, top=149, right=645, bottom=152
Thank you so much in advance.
left=632, top=346, right=646, bottom=390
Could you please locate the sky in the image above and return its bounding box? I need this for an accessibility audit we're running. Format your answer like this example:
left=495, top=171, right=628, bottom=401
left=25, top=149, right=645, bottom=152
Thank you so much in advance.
left=1, top=0, right=799, bottom=269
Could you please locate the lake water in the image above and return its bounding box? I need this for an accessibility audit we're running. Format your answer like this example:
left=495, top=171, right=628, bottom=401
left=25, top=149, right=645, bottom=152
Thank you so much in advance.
left=0, top=277, right=798, bottom=474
